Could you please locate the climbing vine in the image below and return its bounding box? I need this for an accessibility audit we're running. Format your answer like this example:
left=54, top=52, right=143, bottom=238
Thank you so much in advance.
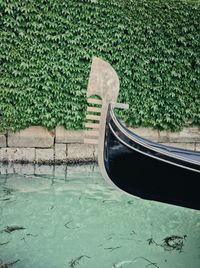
left=0, top=0, right=199, bottom=131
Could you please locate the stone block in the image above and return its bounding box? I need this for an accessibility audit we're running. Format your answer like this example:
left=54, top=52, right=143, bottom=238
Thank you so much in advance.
left=67, top=144, right=95, bottom=161
left=0, top=133, right=6, bottom=147
left=128, top=127, right=159, bottom=142
left=0, top=148, right=7, bottom=161
left=56, top=126, right=84, bottom=143
left=8, top=126, right=54, bottom=148
left=35, top=149, right=54, bottom=163
left=55, top=143, right=67, bottom=161
left=196, top=143, right=200, bottom=152
left=161, top=143, right=195, bottom=151
left=168, top=127, right=200, bottom=143
left=0, top=148, right=35, bottom=162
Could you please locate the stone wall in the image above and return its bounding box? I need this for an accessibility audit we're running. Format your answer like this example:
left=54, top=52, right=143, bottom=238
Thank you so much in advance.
left=0, top=126, right=200, bottom=164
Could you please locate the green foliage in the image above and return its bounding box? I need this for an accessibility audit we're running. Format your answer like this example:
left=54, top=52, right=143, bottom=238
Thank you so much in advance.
left=0, top=0, right=199, bottom=131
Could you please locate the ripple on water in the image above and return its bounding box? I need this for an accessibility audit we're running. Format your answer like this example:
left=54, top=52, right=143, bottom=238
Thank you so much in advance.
left=0, top=164, right=200, bottom=268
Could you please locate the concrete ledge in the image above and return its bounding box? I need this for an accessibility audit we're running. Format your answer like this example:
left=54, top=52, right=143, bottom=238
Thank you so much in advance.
left=8, top=126, right=54, bottom=148
left=162, top=143, right=196, bottom=151
left=130, top=127, right=200, bottom=143
left=55, top=143, right=67, bottom=161
left=158, top=130, right=170, bottom=143
left=168, top=127, right=200, bottom=143
left=0, top=148, right=7, bottom=161
left=56, top=126, right=83, bottom=144
left=129, top=127, right=159, bottom=141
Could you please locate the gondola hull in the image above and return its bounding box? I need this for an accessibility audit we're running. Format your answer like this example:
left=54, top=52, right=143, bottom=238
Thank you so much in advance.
left=104, top=106, right=200, bottom=210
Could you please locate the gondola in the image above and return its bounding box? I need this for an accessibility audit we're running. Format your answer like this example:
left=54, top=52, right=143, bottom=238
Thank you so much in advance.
left=84, top=56, right=200, bottom=210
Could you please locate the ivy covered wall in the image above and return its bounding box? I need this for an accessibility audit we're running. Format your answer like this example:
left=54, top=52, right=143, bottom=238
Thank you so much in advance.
left=0, top=0, right=200, bottom=131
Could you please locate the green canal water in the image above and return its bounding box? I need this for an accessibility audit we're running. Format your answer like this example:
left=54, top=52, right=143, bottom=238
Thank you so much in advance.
left=0, top=164, right=200, bottom=268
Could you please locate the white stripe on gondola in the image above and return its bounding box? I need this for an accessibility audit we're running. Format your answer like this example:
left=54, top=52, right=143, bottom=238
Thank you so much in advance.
left=110, top=105, right=200, bottom=167
left=108, top=122, right=200, bottom=174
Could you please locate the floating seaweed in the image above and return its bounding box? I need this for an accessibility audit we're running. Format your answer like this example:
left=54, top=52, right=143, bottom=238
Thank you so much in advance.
left=64, top=220, right=79, bottom=230
left=147, top=235, right=187, bottom=253
left=0, top=241, right=10, bottom=246
left=162, top=235, right=187, bottom=252
left=20, top=233, right=38, bottom=242
left=26, top=233, right=38, bottom=237
left=112, top=256, right=159, bottom=268
left=112, top=260, right=134, bottom=268
left=140, top=257, right=159, bottom=268
left=0, top=198, right=11, bottom=201
left=104, top=246, right=121, bottom=252
left=102, top=199, right=116, bottom=203
left=127, top=200, right=134, bottom=205
left=147, top=238, right=159, bottom=246
left=2, top=187, right=14, bottom=195
left=130, top=230, right=136, bottom=235
left=0, top=259, right=20, bottom=268
left=68, top=255, right=90, bottom=268
left=0, top=226, right=26, bottom=234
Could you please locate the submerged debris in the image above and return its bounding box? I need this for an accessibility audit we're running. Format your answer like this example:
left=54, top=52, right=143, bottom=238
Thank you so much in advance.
left=147, top=235, right=187, bottom=253
left=112, top=256, right=159, bottom=268
left=147, top=238, right=159, bottom=246
left=127, top=200, right=134, bottom=205
left=162, top=235, right=187, bottom=252
left=64, top=220, right=79, bottom=230
left=112, top=260, right=134, bottom=268
left=0, top=241, right=10, bottom=246
left=1, top=226, right=26, bottom=234
left=140, top=257, right=159, bottom=268
left=21, top=233, right=38, bottom=242
left=0, top=259, right=20, bottom=268
left=104, top=246, right=121, bottom=252
left=102, top=199, right=116, bottom=203
left=130, top=230, right=136, bottom=235
left=68, top=255, right=90, bottom=268
left=3, top=187, right=14, bottom=195
left=26, top=233, right=38, bottom=237
left=0, top=198, right=11, bottom=201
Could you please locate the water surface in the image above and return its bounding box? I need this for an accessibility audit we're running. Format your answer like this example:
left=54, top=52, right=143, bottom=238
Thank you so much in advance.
left=0, top=164, right=200, bottom=268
